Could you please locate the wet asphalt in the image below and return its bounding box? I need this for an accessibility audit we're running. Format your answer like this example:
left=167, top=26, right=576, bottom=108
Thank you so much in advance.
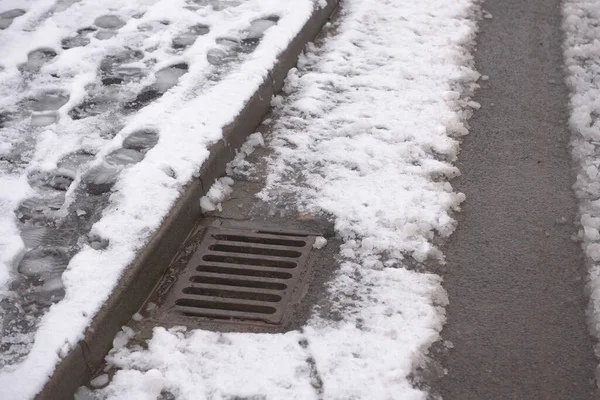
left=432, top=0, right=599, bottom=399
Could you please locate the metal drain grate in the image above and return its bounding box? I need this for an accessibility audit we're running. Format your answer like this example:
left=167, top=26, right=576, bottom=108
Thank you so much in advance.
left=162, top=226, right=317, bottom=325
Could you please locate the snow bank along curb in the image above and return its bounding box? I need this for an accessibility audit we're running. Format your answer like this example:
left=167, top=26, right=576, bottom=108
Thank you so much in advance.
left=35, top=2, right=338, bottom=399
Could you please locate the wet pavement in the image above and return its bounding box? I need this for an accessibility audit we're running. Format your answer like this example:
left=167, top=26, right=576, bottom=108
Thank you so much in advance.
left=432, top=0, right=598, bottom=398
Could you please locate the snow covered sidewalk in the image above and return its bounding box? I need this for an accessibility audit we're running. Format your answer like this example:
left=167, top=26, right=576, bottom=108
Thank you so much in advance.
left=86, top=0, right=478, bottom=399
left=0, top=0, right=327, bottom=398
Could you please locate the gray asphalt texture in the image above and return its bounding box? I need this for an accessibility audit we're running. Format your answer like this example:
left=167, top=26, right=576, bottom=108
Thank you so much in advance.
left=432, top=0, right=599, bottom=399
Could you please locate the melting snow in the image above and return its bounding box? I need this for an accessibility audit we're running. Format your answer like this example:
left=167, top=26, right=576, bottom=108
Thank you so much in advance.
left=93, top=0, right=478, bottom=399
left=0, top=0, right=318, bottom=398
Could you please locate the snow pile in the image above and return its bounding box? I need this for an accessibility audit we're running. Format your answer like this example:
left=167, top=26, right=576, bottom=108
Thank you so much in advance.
left=0, top=0, right=320, bottom=398
left=564, top=0, right=600, bottom=376
left=94, top=0, right=477, bottom=398
left=199, top=177, right=234, bottom=212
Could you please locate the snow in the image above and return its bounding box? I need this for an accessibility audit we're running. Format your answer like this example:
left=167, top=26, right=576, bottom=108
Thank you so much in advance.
left=563, top=0, right=600, bottom=380
left=261, top=2, right=477, bottom=264
left=100, top=328, right=317, bottom=400
left=131, top=312, right=143, bottom=322
left=90, top=373, right=110, bottom=389
left=225, top=131, right=264, bottom=176
left=467, top=100, right=481, bottom=109
left=313, top=236, right=327, bottom=249
left=92, top=0, right=478, bottom=399
left=247, top=18, right=278, bottom=39
left=199, top=176, right=234, bottom=212
left=0, top=0, right=321, bottom=398
left=112, top=326, right=135, bottom=350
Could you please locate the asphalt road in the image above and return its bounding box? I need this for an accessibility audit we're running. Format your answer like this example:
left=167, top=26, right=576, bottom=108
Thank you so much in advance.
left=432, top=0, right=598, bottom=398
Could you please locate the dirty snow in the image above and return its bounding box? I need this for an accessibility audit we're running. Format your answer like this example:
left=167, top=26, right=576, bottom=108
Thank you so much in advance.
left=0, top=0, right=320, bottom=398
left=563, top=0, right=600, bottom=381
left=94, top=0, right=478, bottom=399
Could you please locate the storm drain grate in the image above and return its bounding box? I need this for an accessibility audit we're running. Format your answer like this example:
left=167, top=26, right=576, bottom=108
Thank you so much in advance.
left=162, top=226, right=317, bottom=325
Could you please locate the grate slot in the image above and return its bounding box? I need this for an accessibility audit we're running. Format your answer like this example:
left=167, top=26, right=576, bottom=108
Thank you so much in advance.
left=189, top=275, right=287, bottom=290
left=195, top=264, right=293, bottom=279
left=175, top=299, right=277, bottom=314
left=175, top=306, right=276, bottom=321
left=208, top=244, right=302, bottom=258
left=212, top=234, right=306, bottom=247
left=257, top=230, right=311, bottom=238
left=182, top=287, right=282, bottom=302
left=202, top=253, right=297, bottom=268
left=211, top=241, right=307, bottom=253
left=184, top=281, right=284, bottom=295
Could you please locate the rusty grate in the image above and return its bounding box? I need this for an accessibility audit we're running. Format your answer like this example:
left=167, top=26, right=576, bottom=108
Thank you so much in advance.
left=161, top=226, right=317, bottom=325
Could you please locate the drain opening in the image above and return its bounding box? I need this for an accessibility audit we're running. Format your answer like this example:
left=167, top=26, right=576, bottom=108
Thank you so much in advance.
left=195, top=265, right=293, bottom=279
left=175, top=299, right=277, bottom=315
left=202, top=254, right=297, bottom=268
left=212, top=234, right=306, bottom=247
left=189, top=275, right=287, bottom=290
left=154, top=225, right=318, bottom=326
left=182, top=287, right=282, bottom=302
left=257, top=230, right=312, bottom=237
left=208, top=244, right=302, bottom=258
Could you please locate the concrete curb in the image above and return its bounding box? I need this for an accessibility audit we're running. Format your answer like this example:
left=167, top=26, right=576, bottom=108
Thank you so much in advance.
left=36, top=2, right=338, bottom=399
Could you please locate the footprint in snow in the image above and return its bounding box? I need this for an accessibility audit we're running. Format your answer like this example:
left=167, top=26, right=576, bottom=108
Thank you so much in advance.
left=19, top=48, right=57, bottom=74
left=123, top=63, right=188, bottom=111
left=172, top=24, right=210, bottom=50
left=0, top=9, right=26, bottom=30
left=93, top=14, right=126, bottom=40
left=62, top=27, right=96, bottom=49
